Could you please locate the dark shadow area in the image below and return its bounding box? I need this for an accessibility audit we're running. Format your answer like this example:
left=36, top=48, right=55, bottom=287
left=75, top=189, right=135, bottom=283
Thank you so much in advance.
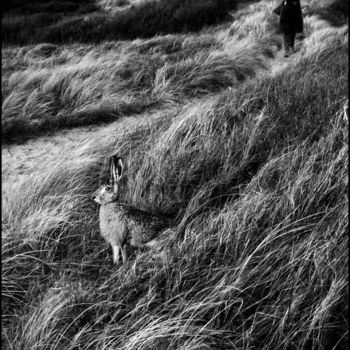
left=1, top=101, right=160, bottom=145
left=2, top=0, right=97, bottom=15
left=2, top=0, right=239, bottom=46
left=309, top=0, right=348, bottom=27
left=2, top=0, right=98, bottom=46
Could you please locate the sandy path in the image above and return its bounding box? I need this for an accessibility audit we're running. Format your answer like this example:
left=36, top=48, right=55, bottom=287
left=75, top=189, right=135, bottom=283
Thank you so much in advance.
left=1, top=107, right=169, bottom=184
left=2, top=125, right=100, bottom=183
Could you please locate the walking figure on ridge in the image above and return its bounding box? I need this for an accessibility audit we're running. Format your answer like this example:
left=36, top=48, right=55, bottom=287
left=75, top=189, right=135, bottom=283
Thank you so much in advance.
left=274, top=0, right=304, bottom=57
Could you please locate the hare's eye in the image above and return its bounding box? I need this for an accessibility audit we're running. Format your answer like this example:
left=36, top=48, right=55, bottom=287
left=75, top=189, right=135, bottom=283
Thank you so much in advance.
left=105, top=186, right=112, bottom=192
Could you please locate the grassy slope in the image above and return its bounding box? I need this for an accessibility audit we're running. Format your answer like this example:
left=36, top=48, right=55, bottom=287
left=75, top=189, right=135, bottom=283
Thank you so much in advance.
left=2, top=1, right=276, bottom=144
left=2, top=0, right=239, bottom=46
left=2, top=0, right=348, bottom=349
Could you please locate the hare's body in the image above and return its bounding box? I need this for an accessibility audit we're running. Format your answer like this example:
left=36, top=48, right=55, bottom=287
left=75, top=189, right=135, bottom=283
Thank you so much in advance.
left=99, top=202, right=167, bottom=248
left=93, top=156, right=168, bottom=265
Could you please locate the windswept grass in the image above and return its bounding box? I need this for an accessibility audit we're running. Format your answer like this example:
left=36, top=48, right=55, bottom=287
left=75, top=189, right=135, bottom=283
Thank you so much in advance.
left=2, top=0, right=348, bottom=348
left=2, top=9, right=348, bottom=347
left=2, top=0, right=240, bottom=46
left=2, top=29, right=280, bottom=143
left=2, top=0, right=286, bottom=144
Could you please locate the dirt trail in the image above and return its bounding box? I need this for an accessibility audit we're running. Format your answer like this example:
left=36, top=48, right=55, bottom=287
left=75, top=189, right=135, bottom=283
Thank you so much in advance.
left=2, top=124, right=102, bottom=183
left=270, top=36, right=305, bottom=76
left=2, top=108, right=169, bottom=183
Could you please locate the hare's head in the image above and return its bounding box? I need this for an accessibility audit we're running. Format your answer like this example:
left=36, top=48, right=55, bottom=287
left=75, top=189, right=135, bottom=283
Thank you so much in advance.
left=93, top=156, right=124, bottom=204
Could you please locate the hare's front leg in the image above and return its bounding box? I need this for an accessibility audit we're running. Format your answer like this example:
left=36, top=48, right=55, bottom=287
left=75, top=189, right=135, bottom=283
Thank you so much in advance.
left=121, top=245, right=128, bottom=264
left=112, top=245, right=120, bottom=265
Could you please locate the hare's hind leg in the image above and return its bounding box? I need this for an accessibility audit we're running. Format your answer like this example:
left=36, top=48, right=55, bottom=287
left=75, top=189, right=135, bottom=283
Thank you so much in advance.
left=121, top=245, right=128, bottom=264
left=112, top=245, right=120, bottom=265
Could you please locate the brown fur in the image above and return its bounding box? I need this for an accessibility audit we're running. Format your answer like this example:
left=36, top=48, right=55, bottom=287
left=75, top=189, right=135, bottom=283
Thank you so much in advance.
left=92, top=157, right=168, bottom=265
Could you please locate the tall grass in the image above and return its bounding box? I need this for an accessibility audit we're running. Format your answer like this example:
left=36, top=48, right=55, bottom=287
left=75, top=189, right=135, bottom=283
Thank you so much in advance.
left=2, top=0, right=239, bottom=46
left=2, top=16, right=348, bottom=348
left=2, top=0, right=348, bottom=348
left=2, top=0, right=285, bottom=144
left=2, top=29, right=279, bottom=143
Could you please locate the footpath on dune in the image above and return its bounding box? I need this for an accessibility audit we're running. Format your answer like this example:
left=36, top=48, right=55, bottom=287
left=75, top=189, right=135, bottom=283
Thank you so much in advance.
left=1, top=3, right=334, bottom=185
left=2, top=106, right=174, bottom=183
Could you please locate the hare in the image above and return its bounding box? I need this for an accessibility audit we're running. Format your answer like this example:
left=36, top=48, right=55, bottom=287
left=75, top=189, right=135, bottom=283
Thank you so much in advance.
left=92, top=155, right=169, bottom=265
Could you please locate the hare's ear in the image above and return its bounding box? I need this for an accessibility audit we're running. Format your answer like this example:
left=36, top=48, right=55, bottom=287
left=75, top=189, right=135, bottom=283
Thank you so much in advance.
left=109, top=155, right=123, bottom=184
left=115, top=157, right=124, bottom=182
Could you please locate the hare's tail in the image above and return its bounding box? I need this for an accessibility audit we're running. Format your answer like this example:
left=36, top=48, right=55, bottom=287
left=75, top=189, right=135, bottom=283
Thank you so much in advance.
left=144, top=239, right=159, bottom=248
left=145, top=227, right=177, bottom=249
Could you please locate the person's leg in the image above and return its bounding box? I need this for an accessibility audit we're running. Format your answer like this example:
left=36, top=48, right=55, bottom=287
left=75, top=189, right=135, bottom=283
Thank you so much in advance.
left=283, top=32, right=292, bottom=57
left=291, top=31, right=296, bottom=52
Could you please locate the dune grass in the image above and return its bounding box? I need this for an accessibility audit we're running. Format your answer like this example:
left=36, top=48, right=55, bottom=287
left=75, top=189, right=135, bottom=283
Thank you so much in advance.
left=2, top=25, right=280, bottom=144
left=2, top=10, right=348, bottom=349
left=2, top=0, right=349, bottom=348
left=2, top=0, right=279, bottom=144
left=2, top=0, right=240, bottom=46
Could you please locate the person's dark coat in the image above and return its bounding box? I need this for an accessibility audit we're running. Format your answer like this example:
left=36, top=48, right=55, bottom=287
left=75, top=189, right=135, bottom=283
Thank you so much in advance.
left=278, top=0, right=303, bottom=33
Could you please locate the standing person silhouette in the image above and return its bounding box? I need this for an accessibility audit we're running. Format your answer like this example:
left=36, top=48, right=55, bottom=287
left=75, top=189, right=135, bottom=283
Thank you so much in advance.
left=274, top=0, right=303, bottom=57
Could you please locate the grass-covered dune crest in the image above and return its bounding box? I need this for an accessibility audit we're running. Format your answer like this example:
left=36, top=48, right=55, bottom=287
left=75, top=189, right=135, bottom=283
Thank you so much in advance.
left=2, top=0, right=242, bottom=46
left=2, top=15, right=281, bottom=143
